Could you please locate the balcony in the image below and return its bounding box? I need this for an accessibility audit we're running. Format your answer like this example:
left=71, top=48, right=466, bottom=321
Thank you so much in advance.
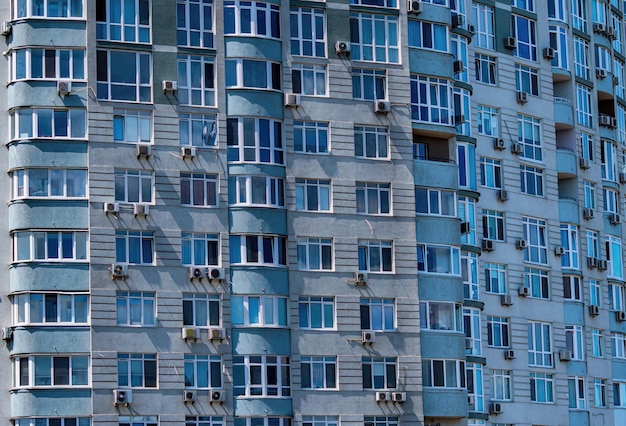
left=553, top=97, right=574, bottom=130
left=556, top=148, right=577, bottom=178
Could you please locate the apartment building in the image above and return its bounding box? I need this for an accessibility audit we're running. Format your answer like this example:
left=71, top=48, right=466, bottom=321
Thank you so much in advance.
left=2, top=0, right=626, bottom=425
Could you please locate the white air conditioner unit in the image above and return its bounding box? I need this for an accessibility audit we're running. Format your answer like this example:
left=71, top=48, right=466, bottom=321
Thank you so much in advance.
left=374, top=100, right=391, bottom=114
left=494, top=138, right=505, bottom=150
left=182, top=327, right=200, bottom=341
left=587, top=256, right=598, bottom=268
left=113, top=389, right=133, bottom=406
left=465, top=337, right=473, bottom=350
left=516, top=91, right=528, bottom=104
left=497, top=190, right=509, bottom=201
left=210, top=390, right=226, bottom=403
left=355, top=271, right=368, bottom=286
left=620, top=172, right=626, bottom=184
left=490, top=402, right=503, bottom=414
left=482, top=239, right=495, bottom=251
left=543, top=47, right=555, bottom=59
left=500, top=295, right=513, bottom=306
left=104, top=202, right=120, bottom=214
left=559, top=349, right=572, bottom=362
left=615, top=75, right=620, bottom=85
left=598, top=259, right=608, bottom=270
left=362, top=331, right=376, bottom=344
left=1, top=327, right=13, bottom=341
left=189, top=267, right=205, bottom=280
left=181, top=146, right=196, bottom=158
left=162, top=80, right=178, bottom=93
left=597, top=69, right=607, bottom=79
left=376, top=391, right=391, bottom=402
left=454, top=114, right=466, bottom=125
left=607, top=26, right=616, bottom=38
left=451, top=14, right=463, bottom=28
left=133, top=203, right=149, bottom=217
left=460, top=222, right=471, bottom=234
left=392, top=392, right=407, bottom=402
left=511, top=143, right=524, bottom=154
left=589, top=305, right=600, bottom=316
left=599, top=114, right=613, bottom=127
left=57, top=80, right=72, bottom=96
left=208, top=327, right=226, bottom=340
left=504, top=37, right=517, bottom=49
left=617, top=311, right=626, bottom=322
left=516, top=239, right=527, bottom=250
left=453, top=60, right=464, bottom=74
left=111, top=263, right=128, bottom=279
left=467, top=395, right=475, bottom=406
left=518, top=286, right=530, bottom=297
left=335, top=40, right=351, bottom=54
left=579, top=157, right=590, bottom=170
left=207, top=267, right=226, bottom=281
left=407, top=0, right=423, bottom=14
left=583, top=208, right=594, bottom=220
left=136, top=144, right=151, bottom=158
left=593, top=22, right=607, bottom=33
left=554, top=246, right=565, bottom=256
left=284, top=93, right=301, bottom=108
left=504, top=349, right=515, bottom=360
left=183, top=390, right=197, bottom=403
left=610, top=213, right=621, bottom=225
left=1, top=21, right=12, bottom=36
left=468, top=24, right=476, bottom=34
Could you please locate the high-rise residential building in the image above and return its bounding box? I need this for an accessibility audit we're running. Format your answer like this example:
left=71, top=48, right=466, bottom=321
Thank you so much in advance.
left=3, top=0, right=626, bottom=425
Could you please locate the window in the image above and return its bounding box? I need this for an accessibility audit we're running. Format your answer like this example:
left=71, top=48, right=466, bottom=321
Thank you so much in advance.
left=350, top=0, right=398, bottom=6
left=458, top=197, right=476, bottom=246
left=472, top=3, right=494, bottom=49
left=480, top=158, right=502, bottom=190
left=294, top=121, right=328, bottom=154
left=114, top=170, right=153, bottom=204
left=117, top=353, right=156, bottom=388
left=466, top=362, right=484, bottom=412
left=515, top=64, right=539, bottom=96
left=512, top=15, right=537, bottom=60
left=415, top=188, right=456, bottom=216
left=356, top=182, right=391, bottom=215
left=112, top=110, right=153, bottom=146
left=454, top=87, right=471, bottom=136
left=485, top=263, right=506, bottom=294
left=120, top=418, right=157, bottom=426
left=511, top=0, right=534, bottom=11
left=359, top=240, right=393, bottom=272
left=492, top=370, right=512, bottom=401
left=233, top=355, right=290, bottom=396
left=563, top=276, right=582, bottom=301
left=407, top=20, right=448, bottom=52
left=419, top=301, right=462, bottom=331
left=303, top=417, right=338, bottom=426
left=364, top=418, right=397, bottom=426
left=517, top=114, right=541, bottom=160
left=349, top=13, right=399, bottom=63
left=14, top=293, right=89, bottom=325
left=13, top=231, right=88, bottom=262
left=181, top=173, right=218, bottom=207
left=224, top=1, right=280, bottom=38
left=13, top=0, right=83, bottom=18
left=231, top=295, right=288, bottom=327
left=590, top=279, right=601, bottom=307
left=461, top=251, right=479, bottom=301
left=522, top=217, right=547, bottom=264
left=291, top=64, right=326, bottom=96
left=477, top=105, right=498, bottom=136
left=451, top=35, right=468, bottom=83
left=96, top=0, right=150, bottom=43
left=592, top=329, right=604, bottom=357
left=362, top=357, right=397, bottom=389
left=228, top=175, right=284, bottom=208
left=115, top=231, right=153, bottom=265
left=14, top=355, right=89, bottom=387
left=612, top=12, right=622, bottom=53
left=417, top=244, right=460, bottom=275
left=530, top=372, right=554, bottom=403
left=116, top=291, right=155, bottom=326
left=607, top=235, right=624, bottom=280
left=290, top=7, right=325, bottom=57
left=571, top=0, right=586, bottom=31
left=482, top=209, right=504, bottom=241
left=474, top=54, right=496, bottom=85
left=524, top=268, right=549, bottom=299
left=176, top=0, right=214, bottom=48
left=225, top=58, right=280, bottom=91
left=549, top=25, right=568, bottom=69
left=528, top=321, right=553, bottom=367
left=183, top=293, right=220, bottom=327
left=178, top=55, right=216, bottom=106
left=354, top=126, right=388, bottom=159
left=11, top=48, right=85, bottom=81
left=422, top=359, right=465, bottom=388
left=234, top=419, right=290, bottom=426
left=182, top=233, right=219, bottom=266
left=574, top=36, right=590, bottom=79
left=11, top=108, right=87, bottom=140
left=457, top=143, right=476, bottom=190
left=560, top=224, right=579, bottom=269
left=11, top=169, right=87, bottom=199
left=610, top=284, right=626, bottom=311
left=576, top=84, right=593, bottom=128
left=584, top=181, right=596, bottom=209
left=601, top=140, right=618, bottom=182
left=596, top=45, right=612, bottom=71
left=186, top=418, right=223, bottom=426
left=301, top=357, right=336, bottom=389
left=295, top=179, right=331, bottom=211
left=297, top=238, right=332, bottom=271
left=352, top=68, right=385, bottom=100
left=464, top=307, right=481, bottom=356
left=603, top=188, right=619, bottom=213
left=487, top=316, right=510, bottom=347
left=179, top=114, right=217, bottom=147
left=184, top=355, right=222, bottom=388
left=299, top=297, right=334, bottom=329
left=227, top=117, right=283, bottom=164
left=595, top=378, right=607, bottom=407
left=568, top=376, right=586, bottom=409
left=360, top=298, right=394, bottom=331
left=229, top=235, right=287, bottom=266
left=615, top=332, right=626, bottom=359
left=97, top=50, right=151, bottom=102
left=566, top=325, right=584, bottom=360
left=615, top=59, right=625, bottom=98
left=410, top=75, right=453, bottom=125
left=16, top=419, right=91, bottom=426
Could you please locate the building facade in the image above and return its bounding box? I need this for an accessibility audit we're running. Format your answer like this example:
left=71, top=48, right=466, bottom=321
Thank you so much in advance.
left=2, top=0, right=626, bottom=425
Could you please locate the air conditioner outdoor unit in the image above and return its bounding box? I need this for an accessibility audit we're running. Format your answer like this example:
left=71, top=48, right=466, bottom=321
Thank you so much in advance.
left=518, top=286, right=530, bottom=297
left=113, top=389, right=132, bottom=406
left=392, top=392, right=407, bottom=402
left=284, top=93, right=301, bottom=108
left=468, top=24, right=476, bottom=34
left=504, top=37, right=517, bottom=49
left=597, top=69, right=607, bottom=79
left=504, top=350, right=515, bottom=360
left=376, top=391, right=391, bottom=402
left=468, top=395, right=475, bottom=405
left=620, top=172, right=626, bottom=184
left=374, top=100, right=391, bottom=113
left=494, top=138, right=505, bottom=150
left=162, top=80, right=178, bottom=93
left=598, top=259, right=608, bottom=270
left=133, top=203, right=149, bottom=217
left=335, top=40, right=351, bottom=54
left=136, top=144, right=151, bottom=158
left=451, top=14, right=463, bottom=28
left=497, top=190, right=509, bottom=201
left=362, top=331, right=376, bottom=344
left=482, top=239, right=495, bottom=251
left=490, top=402, right=503, bottom=414
left=182, top=327, right=199, bottom=341
left=453, top=60, right=464, bottom=73
left=1, top=21, right=12, bottom=36
left=610, top=213, right=621, bottom=225
left=210, top=390, right=226, bottom=403
left=207, top=267, right=226, bottom=281
left=559, top=349, right=572, bottom=361
left=587, top=257, right=598, bottom=268
left=516, top=91, right=528, bottom=104
left=511, top=143, right=524, bottom=154
left=460, top=222, right=471, bottom=234
left=355, top=271, right=368, bottom=286
left=183, top=390, right=197, bottom=403
left=583, top=208, right=594, bottom=219
left=500, top=295, right=513, bottom=306
left=543, top=47, right=555, bottom=59
left=209, top=327, right=226, bottom=340
left=579, top=157, right=590, bottom=169
left=615, top=76, right=620, bottom=85
left=104, top=202, right=120, bottom=214
left=608, top=26, right=616, bottom=38
left=599, top=114, right=612, bottom=127
left=407, top=0, right=423, bottom=14
left=454, top=114, right=466, bottom=125
left=1, top=327, right=13, bottom=341
left=516, top=239, right=527, bottom=250
left=57, top=80, right=72, bottom=96
left=589, top=305, right=600, bottom=316
left=465, top=337, right=473, bottom=350
left=111, top=263, right=128, bottom=279
left=593, top=22, right=607, bottom=33
left=617, top=311, right=626, bottom=322
left=181, top=146, right=196, bottom=158
left=189, top=267, right=205, bottom=280
left=554, top=246, right=565, bottom=256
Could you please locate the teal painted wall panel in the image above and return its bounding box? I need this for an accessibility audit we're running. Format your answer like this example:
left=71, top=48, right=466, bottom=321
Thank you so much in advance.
left=230, top=268, right=289, bottom=294
left=612, top=360, right=626, bottom=379
left=554, top=102, right=574, bottom=128
left=408, top=49, right=454, bottom=78
left=558, top=198, right=580, bottom=225
left=563, top=303, right=584, bottom=325
left=10, top=327, right=90, bottom=356
left=8, top=82, right=87, bottom=109
left=415, top=216, right=461, bottom=246
left=9, top=21, right=87, bottom=47
left=414, top=160, right=458, bottom=188
left=565, top=360, right=587, bottom=376
left=234, top=398, right=293, bottom=416
left=419, top=332, right=466, bottom=359
left=10, top=264, right=89, bottom=292
left=8, top=142, right=87, bottom=169
left=232, top=328, right=290, bottom=354
left=418, top=275, right=464, bottom=302
left=229, top=208, right=287, bottom=235
left=226, top=91, right=284, bottom=119
left=225, top=38, right=283, bottom=61
left=568, top=411, right=589, bottom=426
left=228, top=164, right=286, bottom=178
left=11, top=389, right=91, bottom=417
left=9, top=201, right=88, bottom=231
left=422, top=388, right=467, bottom=418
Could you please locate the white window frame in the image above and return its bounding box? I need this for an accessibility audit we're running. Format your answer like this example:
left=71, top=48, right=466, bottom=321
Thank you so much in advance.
left=592, top=329, right=604, bottom=357
left=565, top=325, right=584, bottom=360
left=360, top=298, right=395, bottom=331
left=354, top=126, right=388, bottom=159
left=294, top=121, right=329, bottom=154
left=176, top=0, right=215, bottom=49
left=362, top=357, right=397, bottom=389
left=13, top=0, right=84, bottom=18
left=96, top=0, right=151, bottom=43
left=290, top=7, right=326, bottom=58
left=116, top=291, right=155, bottom=326
left=14, top=355, right=89, bottom=388
left=492, top=369, right=512, bottom=401
left=571, top=0, right=587, bottom=31
left=522, top=217, right=548, bottom=264
left=480, top=157, right=502, bottom=189
left=576, top=84, right=593, bottom=128
left=359, top=239, right=394, bottom=272
left=291, top=63, right=327, bottom=96
left=584, top=181, right=596, bottom=209
left=115, top=230, right=154, bottom=265
left=560, top=224, right=580, bottom=269
left=461, top=251, right=479, bottom=300
left=178, top=55, right=216, bottom=107
left=419, top=301, right=462, bottom=332
left=295, top=178, right=331, bottom=211
left=563, top=275, right=582, bottom=301
left=225, top=58, right=281, bottom=91
left=181, top=173, right=219, bottom=207
left=474, top=53, right=496, bottom=85
left=356, top=182, right=391, bottom=215
left=512, top=15, right=537, bottom=61
left=352, top=68, right=386, bottom=100
left=114, top=170, right=153, bottom=204
left=574, top=36, right=590, bottom=79
left=417, top=244, right=461, bottom=275
left=11, top=168, right=87, bottom=200
left=181, top=232, right=220, bottom=266
left=11, top=108, right=87, bottom=140
left=231, top=295, right=288, bottom=327
left=610, top=283, right=626, bottom=312
left=299, top=296, right=335, bottom=330
left=422, top=359, right=465, bottom=388
left=472, top=3, right=494, bottom=49
left=410, top=75, right=454, bottom=125
left=485, top=262, right=506, bottom=294
left=233, top=355, right=291, bottom=397
left=13, top=230, right=88, bottom=262
left=595, top=378, right=607, bottom=407
left=179, top=114, right=217, bottom=147
left=477, top=105, right=499, bottom=136
left=96, top=50, right=152, bottom=103
left=463, top=307, right=481, bottom=356
left=182, top=293, right=221, bottom=327
left=228, top=175, right=285, bottom=208
left=297, top=237, right=333, bottom=271
left=300, top=357, right=337, bottom=389
left=590, top=279, right=601, bottom=307
left=487, top=316, right=510, bottom=348
left=482, top=209, right=504, bottom=241
left=184, top=354, right=222, bottom=389
left=224, top=0, right=280, bottom=38
left=227, top=117, right=283, bottom=165
left=11, top=48, right=86, bottom=81
left=524, top=267, right=549, bottom=299
left=415, top=187, right=456, bottom=216
left=515, top=64, right=539, bottom=96
left=407, top=19, right=448, bottom=52
left=117, top=353, right=157, bottom=388
left=229, top=235, right=287, bottom=266
left=14, top=292, right=89, bottom=325
left=607, top=235, right=624, bottom=280
left=349, top=13, right=399, bottom=63
left=528, top=321, right=553, bottom=367
left=517, top=114, right=542, bottom=160
left=113, top=109, right=152, bottom=144
left=530, top=372, right=554, bottom=403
